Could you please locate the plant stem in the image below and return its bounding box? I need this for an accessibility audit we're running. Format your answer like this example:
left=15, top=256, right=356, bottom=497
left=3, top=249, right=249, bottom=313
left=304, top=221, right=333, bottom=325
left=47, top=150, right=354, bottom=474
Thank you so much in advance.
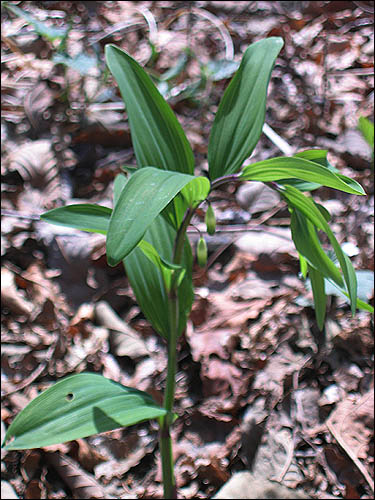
left=160, top=287, right=179, bottom=499
left=159, top=205, right=198, bottom=499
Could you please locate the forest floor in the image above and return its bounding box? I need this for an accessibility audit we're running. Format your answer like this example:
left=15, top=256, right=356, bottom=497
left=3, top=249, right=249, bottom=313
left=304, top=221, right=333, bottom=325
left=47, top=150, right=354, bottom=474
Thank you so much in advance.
left=1, top=1, right=374, bottom=499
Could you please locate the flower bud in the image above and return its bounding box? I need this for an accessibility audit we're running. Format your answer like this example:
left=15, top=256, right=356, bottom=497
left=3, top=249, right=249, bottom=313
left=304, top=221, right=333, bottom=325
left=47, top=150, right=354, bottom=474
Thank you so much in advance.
left=197, top=236, right=208, bottom=268
left=205, top=204, right=216, bottom=235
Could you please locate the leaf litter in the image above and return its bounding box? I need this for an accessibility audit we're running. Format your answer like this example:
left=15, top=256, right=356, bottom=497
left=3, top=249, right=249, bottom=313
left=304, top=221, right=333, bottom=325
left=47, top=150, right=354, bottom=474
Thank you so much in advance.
left=1, top=1, right=373, bottom=499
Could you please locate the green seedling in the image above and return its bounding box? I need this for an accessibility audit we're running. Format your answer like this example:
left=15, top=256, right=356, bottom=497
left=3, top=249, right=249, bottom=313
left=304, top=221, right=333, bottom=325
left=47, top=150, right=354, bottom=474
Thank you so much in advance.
left=2, top=37, right=373, bottom=499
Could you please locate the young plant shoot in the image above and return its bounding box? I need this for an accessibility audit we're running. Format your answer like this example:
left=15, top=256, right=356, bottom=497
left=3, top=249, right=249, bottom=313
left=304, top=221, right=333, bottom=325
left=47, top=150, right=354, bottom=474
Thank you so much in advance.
left=2, top=37, right=372, bottom=499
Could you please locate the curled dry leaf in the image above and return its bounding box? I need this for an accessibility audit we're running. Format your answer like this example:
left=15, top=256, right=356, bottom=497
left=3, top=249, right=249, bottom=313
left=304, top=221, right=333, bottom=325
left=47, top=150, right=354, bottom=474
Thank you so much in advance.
left=46, top=452, right=109, bottom=499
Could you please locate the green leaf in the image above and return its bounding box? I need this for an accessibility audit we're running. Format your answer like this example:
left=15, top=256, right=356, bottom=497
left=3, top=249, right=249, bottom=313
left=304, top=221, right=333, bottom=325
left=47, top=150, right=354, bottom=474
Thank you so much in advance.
left=282, top=185, right=358, bottom=314
left=163, top=175, right=210, bottom=229
left=358, top=116, right=374, bottom=149
left=137, top=239, right=185, bottom=293
left=105, top=44, right=194, bottom=175
left=240, top=156, right=365, bottom=195
left=276, top=149, right=330, bottom=191
left=208, top=37, right=284, bottom=180
left=53, top=53, right=97, bottom=76
left=112, top=177, right=194, bottom=339
left=4, top=3, right=67, bottom=41
left=106, top=167, right=207, bottom=266
left=290, top=210, right=344, bottom=287
left=204, top=59, right=240, bottom=81
left=308, top=264, right=326, bottom=331
left=113, top=173, right=128, bottom=206
left=124, top=216, right=193, bottom=339
left=2, top=373, right=166, bottom=450
left=40, top=204, right=112, bottom=234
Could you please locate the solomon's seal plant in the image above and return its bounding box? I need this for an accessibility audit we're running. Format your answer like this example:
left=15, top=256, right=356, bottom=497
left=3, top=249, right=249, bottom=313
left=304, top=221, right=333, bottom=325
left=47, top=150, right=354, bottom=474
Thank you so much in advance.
left=2, top=37, right=372, bottom=499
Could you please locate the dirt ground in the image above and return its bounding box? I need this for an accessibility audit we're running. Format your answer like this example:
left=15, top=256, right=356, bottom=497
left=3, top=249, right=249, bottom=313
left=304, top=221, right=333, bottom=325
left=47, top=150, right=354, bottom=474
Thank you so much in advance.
left=1, top=1, right=374, bottom=499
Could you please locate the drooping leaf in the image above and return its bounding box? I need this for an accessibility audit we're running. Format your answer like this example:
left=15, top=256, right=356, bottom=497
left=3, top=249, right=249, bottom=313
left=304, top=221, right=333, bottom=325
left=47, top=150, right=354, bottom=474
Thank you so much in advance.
left=40, top=204, right=112, bottom=234
left=290, top=209, right=344, bottom=287
left=240, top=156, right=365, bottom=195
left=282, top=185, right=358, bottom=314
left=208, top=37, right=284, bottom=180
left=105, top=44, right=194, bottom=175
left=124, top=216, right=193, bottom=339
left=2, top=373, right=166, bottom=450
left=137, top=239, right=185, bottom=293
left=308, top=264, right=326, bottom=331
left=275, top=149, right=331, bottom=191
left=106, top=167, right=208, bottom=266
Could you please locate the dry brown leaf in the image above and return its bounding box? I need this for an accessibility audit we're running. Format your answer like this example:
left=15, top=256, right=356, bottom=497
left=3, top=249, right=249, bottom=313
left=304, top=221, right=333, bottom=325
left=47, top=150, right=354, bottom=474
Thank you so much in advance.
left=46, top=452, right=109, bottom=499
left=1, top=267, right=34, bottom=317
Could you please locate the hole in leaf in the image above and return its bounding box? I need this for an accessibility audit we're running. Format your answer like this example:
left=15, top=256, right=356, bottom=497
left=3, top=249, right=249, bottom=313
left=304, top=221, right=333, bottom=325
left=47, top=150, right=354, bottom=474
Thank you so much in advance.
left=65, top=393, right=74, bottom=402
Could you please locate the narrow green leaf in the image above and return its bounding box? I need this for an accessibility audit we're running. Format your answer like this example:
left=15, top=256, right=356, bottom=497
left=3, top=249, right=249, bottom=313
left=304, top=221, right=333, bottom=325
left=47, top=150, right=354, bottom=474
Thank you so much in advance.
left=290, top=210, right=344, bottom=287
left=240, top=156, right=365, bottom=195
left=137, top=239, right=185, bottom=293
left=106, top=167, right=208, bottom=266
left=124, top=216, right=193, bottom=339
left=105, top=44, right=194, bottom=175
left=4, top=3, right=68, bottom=41
left=208, top=37, right=284, bottom=180
left=358, top=116, right=374, bottom=149
left=282, top=185, right=358, bottom=313
left=40, top=204, right=112, bottom=234
left=298, top=252, right=308, bottom=279
left=308, top=264, right=326, bottom=331
left=276, top=149, right=330, bottom=191
left=3, top=373, right=166, bottom=450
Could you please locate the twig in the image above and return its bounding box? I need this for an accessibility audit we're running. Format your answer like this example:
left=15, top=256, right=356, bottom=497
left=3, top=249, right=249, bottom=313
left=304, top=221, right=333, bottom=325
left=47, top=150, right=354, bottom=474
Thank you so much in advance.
left=262, top=123, right=295, bottom=156
left=1, top=209, right=41, bottom=220
left=164, top=7, right=234, bottom=60
left=1, top=340, right=57, bottom=397
left=326, top=418, right=374, bottom=494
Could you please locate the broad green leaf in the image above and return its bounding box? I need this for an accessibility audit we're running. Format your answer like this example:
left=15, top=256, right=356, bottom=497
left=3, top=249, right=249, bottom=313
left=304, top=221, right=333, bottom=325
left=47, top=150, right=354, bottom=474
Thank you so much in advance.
left=240, top=156, right=365, bottom=195
left=358, top=116, right=374, bottom=149
left=112, top=177, right=193, bottom=339
left=2, top=373, right=166, bottom=450
left=105, top=44, right=194, bottom=175
left=281, top=185, right=358, bottom=314
left=4, top=3, right=68, bottom=41
left=290, top=210, right=344, bottom=287
left=308, top=264, right=326, bottom=331
left=124, top=216, right=193, bottom=339
left=40, top=204, right=112, bottom=234
left=208, top=37, right=284, bottom=180
left=106, top=167, right=207, bottom=266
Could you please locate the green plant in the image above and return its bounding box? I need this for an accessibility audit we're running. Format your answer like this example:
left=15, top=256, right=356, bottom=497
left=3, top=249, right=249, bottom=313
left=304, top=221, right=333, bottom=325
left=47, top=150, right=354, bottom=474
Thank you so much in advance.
left=2, top=37, right=373, bottom=498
